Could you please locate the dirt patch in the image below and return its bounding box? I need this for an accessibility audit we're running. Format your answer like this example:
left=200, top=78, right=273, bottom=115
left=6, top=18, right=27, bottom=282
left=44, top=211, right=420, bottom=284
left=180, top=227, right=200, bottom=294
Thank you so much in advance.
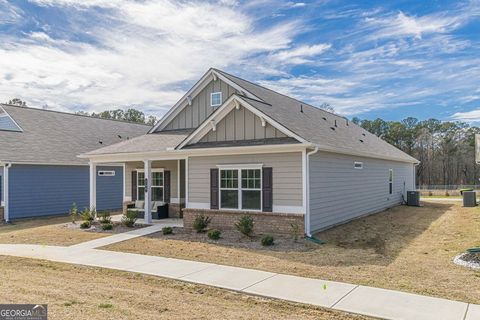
left=0, top=216, right=108, bottom=246
left=105, top=201, right=480, bottom=304
left=0, top=256, right=370, bottom=320
left=65, top=221, right=146, bottom=234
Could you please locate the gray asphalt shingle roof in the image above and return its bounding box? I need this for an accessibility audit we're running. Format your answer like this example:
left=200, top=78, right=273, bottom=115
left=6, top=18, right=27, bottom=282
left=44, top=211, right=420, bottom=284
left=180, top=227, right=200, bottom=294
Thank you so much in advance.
left=0, top=104, right=150, bottom=165
left=214, top=69, right=418, bottom=163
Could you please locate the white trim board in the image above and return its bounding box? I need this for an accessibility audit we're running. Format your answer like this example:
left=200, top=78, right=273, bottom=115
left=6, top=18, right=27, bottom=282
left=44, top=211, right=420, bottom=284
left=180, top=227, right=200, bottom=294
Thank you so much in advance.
left=150, top=69, right=261, bottom=133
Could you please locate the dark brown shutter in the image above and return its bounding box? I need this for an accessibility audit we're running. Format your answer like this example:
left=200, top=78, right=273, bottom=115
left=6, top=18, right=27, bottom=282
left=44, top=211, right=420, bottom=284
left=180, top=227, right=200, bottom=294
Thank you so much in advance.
left=262, top=167, right=273, bottom=212
left=210, top=168, right=219, bottom=209
left=131, top=171, right=137, bottom=201
left=164, top=170, right=171, bottom=203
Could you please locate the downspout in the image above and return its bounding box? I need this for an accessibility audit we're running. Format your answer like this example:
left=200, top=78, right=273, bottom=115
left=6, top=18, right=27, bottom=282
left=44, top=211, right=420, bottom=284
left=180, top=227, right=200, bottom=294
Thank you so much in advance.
left=305, top=147, right=319, bottom=237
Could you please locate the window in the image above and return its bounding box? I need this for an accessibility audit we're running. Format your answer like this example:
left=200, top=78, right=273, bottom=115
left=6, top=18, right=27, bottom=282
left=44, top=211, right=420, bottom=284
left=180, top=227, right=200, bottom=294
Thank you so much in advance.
left=98, top=170, right=115, bottom=177
left=389, top=169, right=393, bottom=194
left=211, top=92, right=222, bottom=107
left=220, top=168, right=262, bottom=210
left=137, top=170, right=164, bottom=201
left=354, top=162, right=363, bottom=169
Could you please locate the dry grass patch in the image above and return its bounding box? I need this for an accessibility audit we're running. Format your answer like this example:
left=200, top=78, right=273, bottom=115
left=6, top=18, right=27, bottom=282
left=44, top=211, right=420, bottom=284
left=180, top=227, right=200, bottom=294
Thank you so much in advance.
left=105, top=201, right=480, bottom=304
left=0, top=256, right=369, bottom=320
left=0, top=216, right=108, bottom=246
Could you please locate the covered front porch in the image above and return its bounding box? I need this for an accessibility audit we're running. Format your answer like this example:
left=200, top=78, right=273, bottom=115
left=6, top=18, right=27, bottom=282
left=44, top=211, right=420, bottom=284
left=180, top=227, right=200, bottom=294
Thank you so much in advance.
left=89, top=158, right=186, bottom=224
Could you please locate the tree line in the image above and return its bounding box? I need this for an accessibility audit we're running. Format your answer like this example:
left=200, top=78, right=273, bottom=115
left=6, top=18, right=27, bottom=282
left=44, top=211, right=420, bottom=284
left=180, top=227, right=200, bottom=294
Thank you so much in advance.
left=352, top=117, right=480, bottom=187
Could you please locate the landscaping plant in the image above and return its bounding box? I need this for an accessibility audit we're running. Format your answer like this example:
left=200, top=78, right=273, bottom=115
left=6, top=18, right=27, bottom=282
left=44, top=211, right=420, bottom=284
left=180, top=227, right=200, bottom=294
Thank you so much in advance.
left=290, top=222, right=301, bottom=242
left=193, top=215, right=211, bottom=233
left=80, top=208, right=95, bottom=222
left=207, top=229, right=221, bottom=240
left=80, top=221, right=91, bottom=229
left=261, top=235, right=275, bottom=246
left=101, top=223, right=113, bottom=231
left=121, top=210, right=137, bottom=228
left=69, top=203, right=79, bottom=224
left=99, top=212, right=112, bottom=224
left=162, top=226, right=173, bottom=235
left=235, top=215, right=254, bottom=237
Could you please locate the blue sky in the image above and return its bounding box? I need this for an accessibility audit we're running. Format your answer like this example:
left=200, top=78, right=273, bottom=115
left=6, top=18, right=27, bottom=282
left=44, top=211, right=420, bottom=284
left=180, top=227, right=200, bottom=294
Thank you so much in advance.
left=0, top=0, right=479, bottom=122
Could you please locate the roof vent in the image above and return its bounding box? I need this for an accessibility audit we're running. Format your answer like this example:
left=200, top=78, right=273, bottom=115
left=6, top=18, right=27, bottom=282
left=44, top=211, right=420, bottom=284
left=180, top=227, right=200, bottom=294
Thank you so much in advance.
left=117, top=135, right=122, bottom=139
left=99, top=141, right=103, bottom=144
left=322, top=117, right=327, bottom=121
left=300, top=104, right=303, bottom=113
left=362, top=133, right=366, bottom=136
left=330, top=127, right=335, bottom=131
left=334, top=119, right=337, bottom=127
left=359, top=139, right=364, bottom=143
left=346, top=119, right=349, bottom=126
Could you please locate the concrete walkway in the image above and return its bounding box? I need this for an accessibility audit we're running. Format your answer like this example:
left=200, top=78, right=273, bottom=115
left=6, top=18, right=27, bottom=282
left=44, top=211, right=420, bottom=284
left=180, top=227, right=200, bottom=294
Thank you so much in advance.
left=0, top=242, right=477, bottom=320
left=70, top=219, right=183, bottom=249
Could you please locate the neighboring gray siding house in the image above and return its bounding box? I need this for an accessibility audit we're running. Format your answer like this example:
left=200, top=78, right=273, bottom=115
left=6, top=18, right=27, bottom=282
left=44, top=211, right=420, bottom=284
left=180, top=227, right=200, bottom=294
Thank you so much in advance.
left=0, top=104, right=149, bottom=221
left=81, top=68, right=418, bottom=235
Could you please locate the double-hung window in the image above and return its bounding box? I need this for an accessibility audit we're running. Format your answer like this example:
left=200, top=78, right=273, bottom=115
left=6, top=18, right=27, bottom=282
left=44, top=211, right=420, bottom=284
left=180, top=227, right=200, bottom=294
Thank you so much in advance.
left=220, top=168, right=262, bottom=210
left=137, top=170, right=164, bottom=201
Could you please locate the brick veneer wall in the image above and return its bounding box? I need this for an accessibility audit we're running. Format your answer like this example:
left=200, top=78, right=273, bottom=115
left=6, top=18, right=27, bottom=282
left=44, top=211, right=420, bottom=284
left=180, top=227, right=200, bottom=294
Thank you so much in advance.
left=0, top=207, right=4, bottom=222
left=183, top=208, right=304, bottom=235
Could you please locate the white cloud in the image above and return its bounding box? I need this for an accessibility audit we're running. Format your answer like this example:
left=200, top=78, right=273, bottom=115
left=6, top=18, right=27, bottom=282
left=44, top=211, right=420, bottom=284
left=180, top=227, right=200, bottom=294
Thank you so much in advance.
left=0, top=0, right=302, bottom=115
left=269, top=43, right=331, bottom=64
left=452, top=108, right=480, bottom=122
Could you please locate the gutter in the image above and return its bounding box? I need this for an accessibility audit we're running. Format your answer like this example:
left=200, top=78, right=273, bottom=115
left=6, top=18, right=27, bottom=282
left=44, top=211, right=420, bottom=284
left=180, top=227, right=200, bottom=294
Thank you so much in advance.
left=305, top=146, right=319, bottom=237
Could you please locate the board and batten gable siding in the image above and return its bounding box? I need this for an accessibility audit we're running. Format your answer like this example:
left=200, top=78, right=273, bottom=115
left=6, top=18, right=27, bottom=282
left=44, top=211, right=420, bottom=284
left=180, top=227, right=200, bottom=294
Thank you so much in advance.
left=198, top=106, right=287, bottom=143
left=309, top=151, right=415, bottom=232
left=188, top=152, right=303, bottom=212
left=163, top=79, right=239, bottom=131
left=9, top=164, right=123, bottom=219
left=124, top=160, right=179, bottom=202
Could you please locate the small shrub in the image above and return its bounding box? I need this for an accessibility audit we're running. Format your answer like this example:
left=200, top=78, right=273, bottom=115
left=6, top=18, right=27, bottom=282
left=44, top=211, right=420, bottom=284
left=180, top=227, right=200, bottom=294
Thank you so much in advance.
left=122, top=210, right=137, bottom=227
left=101, top=223, right=113, bottom=231
left=162, top=226, right=173, bottom=235
left=193, top=215, right=211, bottom=233
left=69, top=203, right=79, bottom=224
left=80, top=208, right=95, bottom=222
left=207, top=229, right=221, bottom=240
left=445, top=191, right=450, bottom=197
left=235, top=215, right=254, bottom=237
left=80, top=221, right=91, bottom=229
left=428, top=191, right=433, bottom=196
left=99, top=212, right=111, bottom=224
left=261, top=235, right=275, bottom=246
left=290, top=222, right=301, bottom=242
left=98, top=303, right=113, bottom=309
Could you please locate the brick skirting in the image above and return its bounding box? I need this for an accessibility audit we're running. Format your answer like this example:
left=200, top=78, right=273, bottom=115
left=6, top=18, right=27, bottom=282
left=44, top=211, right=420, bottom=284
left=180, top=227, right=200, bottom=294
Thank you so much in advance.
left=183, top=208, right=305, bottom=235
left=0, top=207, right=3, bottom=222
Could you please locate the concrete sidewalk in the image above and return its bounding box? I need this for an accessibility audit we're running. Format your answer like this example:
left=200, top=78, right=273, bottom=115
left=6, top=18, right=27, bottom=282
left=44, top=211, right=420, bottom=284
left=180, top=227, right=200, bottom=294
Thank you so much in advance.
left=0, top=243, right=476, bottom=320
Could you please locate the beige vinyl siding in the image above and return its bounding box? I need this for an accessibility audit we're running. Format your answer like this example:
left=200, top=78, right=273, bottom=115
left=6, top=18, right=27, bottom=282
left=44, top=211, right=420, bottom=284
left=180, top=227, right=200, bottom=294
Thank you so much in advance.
left=198, top=106, right=287, bottom=143
left=309, top=151, right=415, bottom=232
left=188, top=152, right=303, bottom=208
left=124, top=161, right=179, bottom=200
left=164, top=79, right=238, bottom=130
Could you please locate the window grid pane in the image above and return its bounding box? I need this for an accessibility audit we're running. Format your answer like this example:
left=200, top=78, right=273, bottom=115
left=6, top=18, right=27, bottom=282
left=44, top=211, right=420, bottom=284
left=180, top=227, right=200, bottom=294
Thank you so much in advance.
left=138, top=172, right=145, bottom=186
left=152, top=172, right=163, bottom=186
left=221, top=169, right=238, bottom=189
left=241, top=169, right=261, bottom=189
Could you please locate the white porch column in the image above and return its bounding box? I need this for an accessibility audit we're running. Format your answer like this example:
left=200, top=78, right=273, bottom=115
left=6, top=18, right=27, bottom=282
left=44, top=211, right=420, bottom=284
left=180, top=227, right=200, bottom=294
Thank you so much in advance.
left=144, top=160, right=152, bottom=224
left=89, top=162, right=97, bottom=213
left=3, top=163, right=10, bottom=222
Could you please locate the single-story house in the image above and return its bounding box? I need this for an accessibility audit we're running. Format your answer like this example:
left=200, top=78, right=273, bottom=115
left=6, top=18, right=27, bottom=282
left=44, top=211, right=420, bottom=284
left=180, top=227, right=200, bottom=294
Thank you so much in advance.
left=0, top=104, right=149, bottom=221
left=81, top=68, right=419, bottom=235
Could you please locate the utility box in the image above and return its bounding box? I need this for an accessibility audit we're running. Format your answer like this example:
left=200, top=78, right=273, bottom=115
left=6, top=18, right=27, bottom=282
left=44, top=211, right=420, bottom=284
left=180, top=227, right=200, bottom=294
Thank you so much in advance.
left=463, top=191, right=477, bottom=207
left=407, top=191, right=420, bottom=206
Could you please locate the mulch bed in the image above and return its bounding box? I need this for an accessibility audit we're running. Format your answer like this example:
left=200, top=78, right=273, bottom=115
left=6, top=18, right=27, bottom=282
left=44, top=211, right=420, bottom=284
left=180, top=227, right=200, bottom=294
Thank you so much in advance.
left=146, top=227, right=317, bottom=252
left=62, top=221, right=146, bottom=234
